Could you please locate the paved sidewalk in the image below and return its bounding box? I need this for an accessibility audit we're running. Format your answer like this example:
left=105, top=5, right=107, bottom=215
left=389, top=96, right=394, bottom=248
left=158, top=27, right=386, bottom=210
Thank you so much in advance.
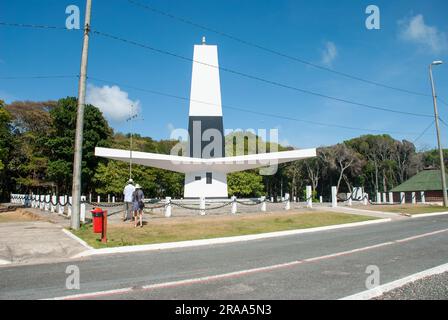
left=319, top=205, right=406, bottom=220
left=0, top=210, right=88, bottom=265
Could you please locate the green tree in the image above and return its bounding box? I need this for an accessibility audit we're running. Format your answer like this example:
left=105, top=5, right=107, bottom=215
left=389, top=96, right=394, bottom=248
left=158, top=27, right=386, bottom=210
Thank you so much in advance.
left=45, top=97, right=112, bottom=194
left=228, top=171, right=264, bottom=197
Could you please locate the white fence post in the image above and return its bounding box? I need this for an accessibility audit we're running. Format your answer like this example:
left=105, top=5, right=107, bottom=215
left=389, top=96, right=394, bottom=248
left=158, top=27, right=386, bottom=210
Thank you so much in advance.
left=376, top=192, right=381, bottom=204
left=421, top=191, right=426, bottom=204
left=80, top=196, right=86, bottom=223
left=400, top=192, right=405, bottom=204
left=231, top=196, right=237, bottom=214
left=39, top=195, right=45, bottom=210
left=306, top=186, right=312, bottom=208
left=331, top=186, right=337, bottom=208
left=97, top=195, right=101, bottom=203
left=319, top=196, right=323, bottom=204
left=389, top=192, right=394, bottom=205
left=261, top=196, right=266, bottom=212
left=112, top=196, right=116, bottom=203
left=200, top=197, right=206, bottom=216
left=44, top=195, right=50, bottom=211
left=58, top=196, right=65, bottom=215
left=51, top=195, right=57, bottom=212
left=363, top=193, right=368, bottom=206
left=382, top=193, right=387, bottom=204
left=67, top=196, right=72, bottom=217
left=285, top=193, right=290, bottom=210
left=412, top=192, right=416, bottom=204
left=347, top=193, right=352, bottom=206
left=165, top=197, right=172, bottom=218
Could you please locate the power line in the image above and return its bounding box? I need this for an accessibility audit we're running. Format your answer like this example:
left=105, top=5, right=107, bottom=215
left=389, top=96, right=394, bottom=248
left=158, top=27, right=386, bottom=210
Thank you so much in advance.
left=126, top=0, right=432, bottom=98
left=88, top=76, right=423, bottom=135
left=0, top=75, right=78, bottom=80
left=91, top=29, right=435, bottom=119
left=0, top=21, right=70, bottom=31
left=413, top=120, right=435, bottom=144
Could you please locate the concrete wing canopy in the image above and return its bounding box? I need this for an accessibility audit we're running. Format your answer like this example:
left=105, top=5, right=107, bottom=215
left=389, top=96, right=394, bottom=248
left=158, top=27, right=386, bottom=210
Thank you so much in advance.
left=95, top=147, right=317, bottom=174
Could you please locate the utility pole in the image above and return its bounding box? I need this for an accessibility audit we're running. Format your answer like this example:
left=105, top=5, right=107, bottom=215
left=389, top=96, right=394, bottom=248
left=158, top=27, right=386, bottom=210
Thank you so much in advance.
left=127, top=105, right=137, bottom=180
left=71, top=0, right=92, bottom=230
left=429, top=60, right=448, bottom=207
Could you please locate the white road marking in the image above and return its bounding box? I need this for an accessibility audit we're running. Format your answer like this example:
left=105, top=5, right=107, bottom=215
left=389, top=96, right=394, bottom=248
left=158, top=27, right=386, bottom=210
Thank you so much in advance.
left=410, top=211, right=448, bottom=219
left=340, top=262, right=448, bottom=300
left=45, top=227, right=448, bottom=300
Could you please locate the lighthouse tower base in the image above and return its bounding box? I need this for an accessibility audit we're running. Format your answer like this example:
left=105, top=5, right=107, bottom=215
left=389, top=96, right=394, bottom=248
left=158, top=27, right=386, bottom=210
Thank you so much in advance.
left=184, top=171, right=228, bottom=199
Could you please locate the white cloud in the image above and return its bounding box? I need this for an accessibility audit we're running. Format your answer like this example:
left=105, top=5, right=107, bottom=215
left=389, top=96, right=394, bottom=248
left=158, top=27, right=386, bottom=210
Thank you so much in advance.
left=321, top=41, right=338, bottom=66
left=86, top=84, right=141, bottom=122
left=398, top=14, right=447, bottom=54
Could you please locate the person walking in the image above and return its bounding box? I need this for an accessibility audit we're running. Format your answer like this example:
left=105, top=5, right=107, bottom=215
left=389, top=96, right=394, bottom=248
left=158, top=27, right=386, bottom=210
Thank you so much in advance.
left=123, top=179, right=135, bottom=222
left=132, top=184, right=145, bottom=228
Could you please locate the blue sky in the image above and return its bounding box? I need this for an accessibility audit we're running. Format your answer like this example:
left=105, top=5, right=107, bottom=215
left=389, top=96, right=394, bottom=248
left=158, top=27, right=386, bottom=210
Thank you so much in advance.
left=1, top=0, right=448, bottom=150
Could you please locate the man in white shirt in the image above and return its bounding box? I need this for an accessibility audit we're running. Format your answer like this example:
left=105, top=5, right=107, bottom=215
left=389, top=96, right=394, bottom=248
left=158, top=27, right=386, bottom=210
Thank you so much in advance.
left=123, top=179, right=136, bottom=221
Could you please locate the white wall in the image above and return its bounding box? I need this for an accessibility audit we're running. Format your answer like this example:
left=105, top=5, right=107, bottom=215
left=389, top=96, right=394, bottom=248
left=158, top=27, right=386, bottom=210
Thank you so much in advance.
left=184, top=171, right=228, bottom=198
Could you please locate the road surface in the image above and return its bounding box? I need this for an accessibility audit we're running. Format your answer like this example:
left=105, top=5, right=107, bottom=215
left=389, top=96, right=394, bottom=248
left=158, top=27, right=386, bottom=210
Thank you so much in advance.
left=1, top=215, right=448, bottom=300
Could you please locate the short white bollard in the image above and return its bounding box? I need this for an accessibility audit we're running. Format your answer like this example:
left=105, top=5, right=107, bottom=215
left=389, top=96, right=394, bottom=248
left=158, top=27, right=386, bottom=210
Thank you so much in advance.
left=400, top=192, right=405, bottom=204
left=45, top=195, right=50, bottom=211
left=270, top=197, right=274, bottom=202
left=389, top=192, right=394, bottom=205
left=80, top=196, right=86, bottom=223
left=377, top=192, right=381, bottom=204
left=306, top=186, right=312, bottom=208
left=51, top=195, right=57, bottom=212
left=89, top=193, right=92, bottom=203
left=319, top=196, right=323, bottom=203
left=261, top=196, right=266, bottom=212
left=165, top=197, right=172, bottom=218
left=412, top=192, right=416, bottom=204
left=382, top=193, right=387, bottom=204
left=97, top=195, right=101, bottom=203
left=421, top=191, right=426, bottom=204
left=363, top=193, right=369, bottom=206
left=331, top=186, right=337, bottom=208
left=200, top=197, right=206, bottom=216
left=67, top=196, right=73, bottom=217
left=285, top=193, right=290, bottom=210
left=231, top=196, right=237, bottom=214
left=348, top=194, right=352, bottom=206
left=40, top=195, right=45, bottom=210
left=112, top=196, right=115, bottom=203
left=58, top=196, right=65, bottom=215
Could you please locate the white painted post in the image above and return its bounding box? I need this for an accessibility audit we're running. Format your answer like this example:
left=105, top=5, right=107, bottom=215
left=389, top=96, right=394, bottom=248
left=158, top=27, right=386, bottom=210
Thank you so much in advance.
left=293, top=196, right=296, bottom=202
left=112, top=196, right=115, bottom=203
left=376, top=192, right=381, bottom=204
left=200, top=197, right=206, bottom=216
left=97, top=195, right=100, bottom=203
left=285, top=193, right=290, bottom=210
left=89, top=193, right=92, bottom=203
left=39, top=195, right=45, bottom=210
left=58, top=196, right=65, bottom=215
left=44, top=195, right=49, bottom=211
left=231, top=196, right=237, bottom=214
left=67, top=196, right=73, bottom=217
left=306, top=186, right=312, bottom=208
left=319, top=196, right=323, bottom=204
left=270, top=197, right=274, bottom=202
left=261, top=196, right=266, bottom=212
left=331, top=186, right=337, bottom=208
left=347, top=193, right=352, bottom=206
left=412, top=192, right=416, bottom=204
left=421, top=191, right=426, bottom=204
left=165, top=197, right=172, bottom=218
left=107, top=194, right=110, bottom=203
left=363, top=193, right=369, bottom=206
left=51, top=195, right=57, bottom=212
left=80, top=196, right=86, bottom=223
left=389, top=192, right=394, bottom=205
left=400, top=192, right=405, bottom=204
left=382, top=192, right=387, bottom=204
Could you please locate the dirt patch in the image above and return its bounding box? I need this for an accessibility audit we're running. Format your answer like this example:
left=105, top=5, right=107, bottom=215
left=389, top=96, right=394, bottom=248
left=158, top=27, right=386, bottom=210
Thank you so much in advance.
left=0, top=209, right=44, bottom=223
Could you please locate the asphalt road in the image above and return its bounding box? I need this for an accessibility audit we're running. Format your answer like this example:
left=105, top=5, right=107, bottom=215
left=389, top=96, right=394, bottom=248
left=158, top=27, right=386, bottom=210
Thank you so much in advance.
left=1, top=215, right=448, bottom=300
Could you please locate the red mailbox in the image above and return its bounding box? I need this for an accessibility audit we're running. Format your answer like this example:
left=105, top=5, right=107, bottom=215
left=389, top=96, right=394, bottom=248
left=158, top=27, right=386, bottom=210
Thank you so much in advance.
left=91, top=207, right=104, bottom=233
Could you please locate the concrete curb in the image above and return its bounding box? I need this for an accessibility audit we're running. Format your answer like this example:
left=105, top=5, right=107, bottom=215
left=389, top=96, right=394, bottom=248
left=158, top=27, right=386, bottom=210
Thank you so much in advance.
left=61, top=229, right=94, bottom=250
left=328, top=206, right=401, bottom=217
left=410, top=211, right=448, bottom=218
left=72, top=218, right=391, bottom=258
left=340, top=262, right=448, bottom=300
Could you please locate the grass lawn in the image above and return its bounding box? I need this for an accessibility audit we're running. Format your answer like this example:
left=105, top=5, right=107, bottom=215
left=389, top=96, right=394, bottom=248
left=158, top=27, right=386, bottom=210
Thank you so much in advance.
left=362, top=204, right=448, bottom=215
left=71, top=211, right=376, bottom=248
